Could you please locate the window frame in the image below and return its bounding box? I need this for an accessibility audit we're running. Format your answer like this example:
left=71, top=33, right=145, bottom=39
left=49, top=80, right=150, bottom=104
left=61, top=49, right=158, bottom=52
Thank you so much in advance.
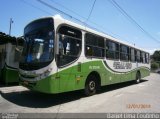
left=85, top=32, right=105, bottom=59
left=141, top=51, right=146, bottom=63
left=106, top=39, right=120, bottom=60
left=120, top=44, right=130, bottom=61
left=56, top=24, right=82, bottom=68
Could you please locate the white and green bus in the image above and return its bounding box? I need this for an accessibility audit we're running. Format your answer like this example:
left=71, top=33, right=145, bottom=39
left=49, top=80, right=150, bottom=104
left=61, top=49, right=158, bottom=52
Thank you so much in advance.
left=0, top=33, right=24, bottom=84
left=19, top=15, right=150, bottom=95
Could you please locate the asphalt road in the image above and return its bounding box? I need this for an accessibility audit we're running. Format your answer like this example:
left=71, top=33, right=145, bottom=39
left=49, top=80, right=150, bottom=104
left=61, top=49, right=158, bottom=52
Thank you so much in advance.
left=0, top=73, right=160, bottom=118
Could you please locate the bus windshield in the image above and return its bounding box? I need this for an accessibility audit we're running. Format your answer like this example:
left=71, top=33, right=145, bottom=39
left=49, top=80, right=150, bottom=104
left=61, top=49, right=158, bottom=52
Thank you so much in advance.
left=20, top=18, right=54, bottom=70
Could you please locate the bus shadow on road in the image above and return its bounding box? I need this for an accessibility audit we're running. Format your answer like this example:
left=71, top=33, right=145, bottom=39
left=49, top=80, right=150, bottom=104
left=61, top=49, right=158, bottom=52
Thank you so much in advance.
left=1, top=91, right=84, bottom=108
left=0, top=79, right=148, bottom=108
left=99, top=79, right=148, bottom=94
left=0, top=89, right=85, bottom=108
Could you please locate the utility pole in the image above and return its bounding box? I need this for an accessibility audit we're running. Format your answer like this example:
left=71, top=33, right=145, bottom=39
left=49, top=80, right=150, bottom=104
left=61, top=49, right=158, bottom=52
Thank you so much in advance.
left=9, top=18, right=13, bottom=35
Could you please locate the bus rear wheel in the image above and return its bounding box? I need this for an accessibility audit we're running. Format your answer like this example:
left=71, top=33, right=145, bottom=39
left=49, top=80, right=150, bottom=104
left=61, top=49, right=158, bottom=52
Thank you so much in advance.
left=84, top=75, right=98, bottom=96
left=135, top=72, right=141, bottom=84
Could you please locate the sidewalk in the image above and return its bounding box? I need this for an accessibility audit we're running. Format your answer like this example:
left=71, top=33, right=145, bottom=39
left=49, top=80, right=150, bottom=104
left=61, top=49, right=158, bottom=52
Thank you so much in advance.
left=0, top=86, right=28, bottom=94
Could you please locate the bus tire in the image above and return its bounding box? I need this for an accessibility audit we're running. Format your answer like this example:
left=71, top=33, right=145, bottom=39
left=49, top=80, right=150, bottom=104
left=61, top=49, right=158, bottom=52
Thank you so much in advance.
left=84, top=74, right=98, bottom=96
left=135, top=71, right=141, bottom=84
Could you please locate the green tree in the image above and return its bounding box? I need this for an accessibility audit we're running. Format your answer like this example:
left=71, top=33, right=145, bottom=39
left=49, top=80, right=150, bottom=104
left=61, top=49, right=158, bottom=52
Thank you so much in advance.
left=151, top=62, right=159, bottom=70
left=152, top=50, right=160, bottom=61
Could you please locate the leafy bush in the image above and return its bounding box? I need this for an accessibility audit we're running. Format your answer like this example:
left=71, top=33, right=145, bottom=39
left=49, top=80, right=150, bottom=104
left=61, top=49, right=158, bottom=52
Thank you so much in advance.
left=151, top=62, right=159, bottom=70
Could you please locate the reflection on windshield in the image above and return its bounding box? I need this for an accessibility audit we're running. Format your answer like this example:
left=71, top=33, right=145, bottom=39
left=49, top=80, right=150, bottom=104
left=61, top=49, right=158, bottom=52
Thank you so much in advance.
left=21, top=29, right=54, bottom=63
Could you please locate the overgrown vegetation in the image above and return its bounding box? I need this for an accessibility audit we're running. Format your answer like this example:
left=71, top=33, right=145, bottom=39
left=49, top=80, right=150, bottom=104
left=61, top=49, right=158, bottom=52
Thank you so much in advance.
left=151, top=62, right=159, bottom=70
left=151, top=50, right=160, bottom=71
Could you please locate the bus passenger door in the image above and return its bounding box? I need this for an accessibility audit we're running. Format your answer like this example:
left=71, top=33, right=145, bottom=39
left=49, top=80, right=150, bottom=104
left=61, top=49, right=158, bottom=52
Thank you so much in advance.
left=56, top=26, right=82, bottom=93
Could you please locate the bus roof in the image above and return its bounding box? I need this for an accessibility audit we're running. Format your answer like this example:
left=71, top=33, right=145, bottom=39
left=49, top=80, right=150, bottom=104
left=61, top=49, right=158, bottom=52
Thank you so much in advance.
left=53, top=15, right=149, bottom=53
left=26, top=15, right=149, bottom=53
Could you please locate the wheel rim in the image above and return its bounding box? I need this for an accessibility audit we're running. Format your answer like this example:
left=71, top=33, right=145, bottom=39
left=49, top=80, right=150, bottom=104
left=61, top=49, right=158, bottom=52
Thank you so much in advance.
left=89, top=81, right=96, bottom=91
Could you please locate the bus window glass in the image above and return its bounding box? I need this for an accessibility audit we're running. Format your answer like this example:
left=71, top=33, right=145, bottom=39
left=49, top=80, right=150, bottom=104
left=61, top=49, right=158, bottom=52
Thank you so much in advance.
left=141, top=52, right=145, bottom=63
left=85, top=33, right=104, bottom=58
left=57, top=26, right=82, bottom=67
left=19, top=18, right=54, bottom=71
left=106, top=40, right=119, bottom=59
left=120, top=45, right=129, bottom=61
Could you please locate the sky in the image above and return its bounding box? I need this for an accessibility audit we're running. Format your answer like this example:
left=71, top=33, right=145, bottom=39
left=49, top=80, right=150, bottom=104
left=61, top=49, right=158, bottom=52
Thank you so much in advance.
left=0, top=0, right=160, bottom=54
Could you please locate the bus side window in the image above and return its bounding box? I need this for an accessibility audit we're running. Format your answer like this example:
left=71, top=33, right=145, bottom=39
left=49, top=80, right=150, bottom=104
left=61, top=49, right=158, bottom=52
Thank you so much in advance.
left=120, top=45, right=129, bottom=61
left=141, top=52, right=145, bottom=63
left=106, top=40, right=119, bottom=60
left=57, top=26, right=82, bottom=67
left=86, top=46, right=93, bottom=56
left=85, top=33, right=104, bottom=58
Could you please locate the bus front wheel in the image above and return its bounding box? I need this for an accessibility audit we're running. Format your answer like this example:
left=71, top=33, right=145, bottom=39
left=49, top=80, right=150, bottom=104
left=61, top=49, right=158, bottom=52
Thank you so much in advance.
left=84, top=75, right=98, bottom=96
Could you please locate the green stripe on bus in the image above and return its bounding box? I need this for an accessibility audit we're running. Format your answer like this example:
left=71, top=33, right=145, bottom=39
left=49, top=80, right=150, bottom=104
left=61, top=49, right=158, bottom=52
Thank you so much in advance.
left=21, top=61, right=150, bottom=94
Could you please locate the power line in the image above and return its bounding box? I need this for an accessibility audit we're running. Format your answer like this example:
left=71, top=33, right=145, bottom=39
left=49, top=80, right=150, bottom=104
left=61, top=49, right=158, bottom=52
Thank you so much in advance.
left=50, top=0, right=87, bottom=20
left=21, top=0, right=52, bottom=15
left=37, top=0, right=73, bottom=19
left=21, top=0, right=160, bottom=46
left=86, top=0, right=96, bottom=22
left=108, top=0, right=160, bottom=44
left=37, top=0, right=101, bottom=31
left=50, top=0, right=160, bottom=46
left=37, top=0, right=106, bottom=34
left=22, top=0, right=133, bottom=45
left=37, top=0, right=98, bottom=29
left=46, top=0, right=133, bottom=44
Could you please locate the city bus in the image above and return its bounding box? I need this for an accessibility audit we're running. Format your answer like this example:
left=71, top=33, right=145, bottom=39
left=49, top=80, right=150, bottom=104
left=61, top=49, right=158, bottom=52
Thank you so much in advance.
left=19, top=15, right=150, bottom=96
left=0, top=33, right=24, bottom=84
